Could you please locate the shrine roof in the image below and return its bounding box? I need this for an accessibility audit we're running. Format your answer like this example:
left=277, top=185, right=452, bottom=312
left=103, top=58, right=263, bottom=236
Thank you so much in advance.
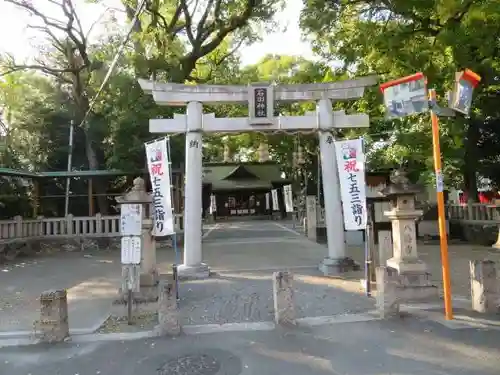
left=203, top=162, right=290, bottom=190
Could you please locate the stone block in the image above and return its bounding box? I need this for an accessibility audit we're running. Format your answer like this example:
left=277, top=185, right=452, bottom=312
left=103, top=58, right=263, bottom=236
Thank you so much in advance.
left=319, top=256, right=360, bottom=276
left=177, top=263, right=210, bottom=280
left=155, top=280, right=181, bottom=336
left=140, top=271, right=158, bottom=287
left=272, top=271, right=296, bottom=326
left=395, top=284, right=439, bottom=302
left=375, top=267, right=400, bottom=318
left=470, top=260, right=499, bottom=313
left=398, top=271, right=433, bottom=287
left=36, top=289, right=69, bottom=343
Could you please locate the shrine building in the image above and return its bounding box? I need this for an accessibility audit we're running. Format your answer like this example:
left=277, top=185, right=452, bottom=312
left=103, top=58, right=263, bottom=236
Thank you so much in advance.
left=201, top=161, right=291, bottom=218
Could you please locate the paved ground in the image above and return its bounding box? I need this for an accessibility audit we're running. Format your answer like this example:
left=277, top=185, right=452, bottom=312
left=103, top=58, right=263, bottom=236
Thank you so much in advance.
left=176, top=269, right=373, bottom=325
left=2, top=317, right=500, bottom=375
left=1, top=219, right=499, bottom=334
left=0, top=251, right=121, bottom=335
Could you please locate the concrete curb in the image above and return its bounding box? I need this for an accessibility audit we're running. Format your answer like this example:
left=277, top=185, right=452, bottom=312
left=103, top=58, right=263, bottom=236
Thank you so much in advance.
left=0, top=313, right=111, bottom=339
left=0, top=300, right=492, bottom=349
left=0, top=312, right=379, bottom=348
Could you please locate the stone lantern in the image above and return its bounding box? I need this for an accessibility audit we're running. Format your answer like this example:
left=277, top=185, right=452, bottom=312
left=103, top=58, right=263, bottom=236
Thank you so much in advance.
left=257, top=142, right=270, bottom=162
left=223, top=144, right=232, bottom=163
left=297, top=146, right=305, bottom=165
left=116, top=177, right=158, bottom=295
left=380, top=169, right=427, bottom=273
left=379, top=169, right=438, bottom=299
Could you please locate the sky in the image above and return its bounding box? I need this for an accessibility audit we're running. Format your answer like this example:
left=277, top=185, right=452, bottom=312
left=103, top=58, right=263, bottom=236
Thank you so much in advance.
left=0, top=0, right=315, bottom=67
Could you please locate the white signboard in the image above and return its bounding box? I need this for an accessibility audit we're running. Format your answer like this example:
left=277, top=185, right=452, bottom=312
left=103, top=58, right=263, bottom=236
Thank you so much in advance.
left=283, top=185, right=294, bottom=213
left=120, top=204, right=142, bottom=236
left=271, top=189, right=279, bottom=211
left=265, top=192, right=270, bottom=210
left=334, top=138, right=367, bottom=230
left=209, top=194, right=217, bottom=214
left=145, top=138, right=174, bottom=236
left=121, top=236, right=141, bottom=264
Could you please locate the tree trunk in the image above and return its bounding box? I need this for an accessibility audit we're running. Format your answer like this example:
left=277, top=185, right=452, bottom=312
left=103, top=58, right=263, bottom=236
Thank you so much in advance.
left=70, top=66, right=109, bottom=215
left=83, top=133, right=109, bottom=214
left=463, top=119, right=480, bottom=202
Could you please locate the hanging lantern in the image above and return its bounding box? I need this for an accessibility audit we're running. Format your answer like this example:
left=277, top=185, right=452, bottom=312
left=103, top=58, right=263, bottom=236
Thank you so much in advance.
left=297, top=146, right=305, bottom=165
left=449, top=69, right=481, bottom=115
left=258, top=142, right=270, bottom=162
left=223, top=144, right=231, bottom=163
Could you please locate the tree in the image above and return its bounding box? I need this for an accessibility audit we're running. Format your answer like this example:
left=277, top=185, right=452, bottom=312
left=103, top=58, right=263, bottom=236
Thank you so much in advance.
left=117, top=0, right=285, bottom=81
left=1, top=0, right=114, bottom=212
left=1, top=0, right=284, bottom=213
left=301, top=0, right=500, bottom=198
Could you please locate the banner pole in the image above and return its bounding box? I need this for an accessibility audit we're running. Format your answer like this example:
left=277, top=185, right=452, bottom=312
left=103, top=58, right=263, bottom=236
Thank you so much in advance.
left=429, top=88, right=453, bottom=320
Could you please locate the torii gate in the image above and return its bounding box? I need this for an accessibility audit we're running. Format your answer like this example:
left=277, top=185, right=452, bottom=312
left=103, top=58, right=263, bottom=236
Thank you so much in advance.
left=139, top=76, right=378, bottom=278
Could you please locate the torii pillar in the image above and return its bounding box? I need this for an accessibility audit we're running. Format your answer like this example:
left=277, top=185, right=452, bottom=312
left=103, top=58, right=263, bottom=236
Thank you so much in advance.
left=139, top=77, right=378, bottom=277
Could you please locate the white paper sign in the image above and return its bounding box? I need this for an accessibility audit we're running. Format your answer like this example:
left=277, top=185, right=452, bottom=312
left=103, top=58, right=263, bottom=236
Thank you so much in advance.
left=271, top=189, right=279, bottom=211
left=145, top=138, right=174, bottom=236
left=210, top=194, right=217, bottom=214
left=121, top=236, right=141, bottom=264
left=334, top=138, right=367, bottom=230
left=120, top=204, right=142, bottom=236
left=265, top=192, right=270, bottom=210
left=283, top=185, right=294, bottom=213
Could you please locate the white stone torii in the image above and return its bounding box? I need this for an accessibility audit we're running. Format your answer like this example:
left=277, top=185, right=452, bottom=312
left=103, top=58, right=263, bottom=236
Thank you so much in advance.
left=139, top=76, right=378, bottom=277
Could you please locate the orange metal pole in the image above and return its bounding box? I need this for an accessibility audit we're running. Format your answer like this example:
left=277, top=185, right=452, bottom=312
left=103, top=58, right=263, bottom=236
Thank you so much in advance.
left=429, top=88, right=453, bottom=320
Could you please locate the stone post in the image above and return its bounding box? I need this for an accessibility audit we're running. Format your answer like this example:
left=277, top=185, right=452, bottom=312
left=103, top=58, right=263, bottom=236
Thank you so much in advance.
left=117, top=177, right=157, bottom=289
left=65, top=214, right=74, bottom=236
left=470, top=260, right=499, bottom=313
left=375, top=267, right=400, bottom=318
left=272, top=271, right=296, bottom=326
left=37, top=289, right=69, bottom=343
left=155, top=280, right=181, bottom=336
left=491, top=206, right=500, bottom=249
left=306, top=196, right=317, bottom=241
left=378, top=230, right=393, bottom=267
left=14, top=215, right=22, bottom=238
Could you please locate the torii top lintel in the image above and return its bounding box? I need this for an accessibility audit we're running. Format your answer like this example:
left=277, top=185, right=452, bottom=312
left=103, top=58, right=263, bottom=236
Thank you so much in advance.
left=138, top=76, right=378, bottom=106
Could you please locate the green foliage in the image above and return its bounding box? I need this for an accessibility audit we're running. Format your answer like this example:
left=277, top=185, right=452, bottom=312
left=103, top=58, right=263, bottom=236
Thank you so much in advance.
left=0, top=0, right=286, bottom=215
left=301, top=0, right=500, bottom=194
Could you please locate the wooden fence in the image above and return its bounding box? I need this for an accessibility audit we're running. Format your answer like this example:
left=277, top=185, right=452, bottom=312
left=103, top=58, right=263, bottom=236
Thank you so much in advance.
left=314, top=203, right=500, bottom=226
left=446, top=203, right=499, bottom=224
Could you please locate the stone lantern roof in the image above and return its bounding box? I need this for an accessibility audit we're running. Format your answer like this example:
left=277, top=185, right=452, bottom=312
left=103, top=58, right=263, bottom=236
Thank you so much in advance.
left=116, top=177, right=151, bottom=204
left=379, top=169, right=423, bottom=198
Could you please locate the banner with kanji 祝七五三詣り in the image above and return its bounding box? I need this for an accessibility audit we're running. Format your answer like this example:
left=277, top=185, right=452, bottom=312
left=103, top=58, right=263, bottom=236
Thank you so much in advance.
left=145, top=138, right=174, bottom=236
left=334, top=138, right=367, bottom=230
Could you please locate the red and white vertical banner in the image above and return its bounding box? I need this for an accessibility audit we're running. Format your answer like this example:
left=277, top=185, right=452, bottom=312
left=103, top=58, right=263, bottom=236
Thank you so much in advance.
left=145, top=138, right=174, bottom=236
left=334, top=138, right=367, bottom=230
